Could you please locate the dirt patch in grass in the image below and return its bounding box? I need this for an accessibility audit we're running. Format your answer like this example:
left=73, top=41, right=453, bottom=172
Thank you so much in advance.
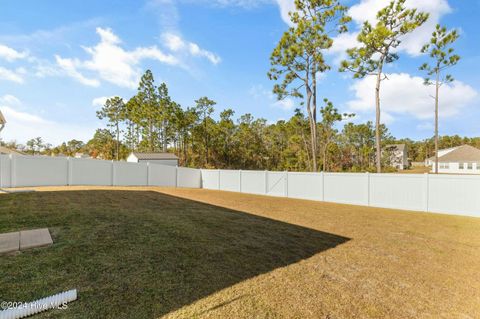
left=1, top=186, right=479, bottom=318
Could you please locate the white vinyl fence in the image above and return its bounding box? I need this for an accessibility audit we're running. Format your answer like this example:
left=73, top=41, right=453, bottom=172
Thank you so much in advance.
left=1, top=154, right=479, bottom=217
left=0, top=155, right=201, bottom=189
left=201, top=169, right=480, bottom=217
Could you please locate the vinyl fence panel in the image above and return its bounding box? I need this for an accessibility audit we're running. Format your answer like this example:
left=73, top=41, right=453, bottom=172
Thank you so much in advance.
left=201, top=169, right=220, bottom=190
left=13, top=155, right=69, bottom=187
left=219, top=170, right=241, bottom=192
left=148, top=163, right=177, bottom=187
left=177, top=167, right=202, bottom=188
left=0, top=155, right=12, bottom=188
left=428, top=175, right=480, bottom=217
left=240, top=170, right=265, bottom=195
left=267, top=171, right=286, bottom=197
left=369, top=174, right=426, bottom=211
left=70, top=158, right=113, bottom=186
left=324, top=173, right=369, bottom=205
left=113, top=161, right=148, bottom=186
left=286, top=172, right=323, bottom=201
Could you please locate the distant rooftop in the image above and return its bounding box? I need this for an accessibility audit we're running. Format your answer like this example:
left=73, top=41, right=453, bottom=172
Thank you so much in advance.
left=131, top=152, right=178, bottom=160
left=436, top=145, right=480, bottom=163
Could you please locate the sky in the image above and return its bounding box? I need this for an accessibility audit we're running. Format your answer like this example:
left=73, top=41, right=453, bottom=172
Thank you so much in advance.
left=0, top=0, right=479, bottom=145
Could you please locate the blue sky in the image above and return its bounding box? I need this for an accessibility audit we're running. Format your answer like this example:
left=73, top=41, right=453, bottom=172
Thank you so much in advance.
left=0, top=0, right=478, bottom=144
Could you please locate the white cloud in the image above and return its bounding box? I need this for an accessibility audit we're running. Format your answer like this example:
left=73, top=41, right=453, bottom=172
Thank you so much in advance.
left=55, top=55, right=100, bottom=87
left=162, top=33, right=221, bottom=65
left=0, top=67, right=25, bottom=83
left=347, top=73, right=478, bottom=122
left=56, top=27, right=180, bottom=89
left=0, top=44, right=28, bottom=62
left=0, top=105, right=96, bottom=144
left=91, top=96, right=123, bottom=108
left=329, top=32, right=360, bottom=62
left=92, top=96, right=109, bottom=108
left=33, top=59, right=62, bottom=78
left=274, top=0, right=295, bottom=25
left=336, top=0, right=452, bottom=57
left=0, top=94, right=21, bottom=106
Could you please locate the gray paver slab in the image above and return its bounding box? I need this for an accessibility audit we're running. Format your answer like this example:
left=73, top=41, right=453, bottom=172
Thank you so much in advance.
left=20, top=228, right=53, bottom=250
left=0, top=231, right=20, bottom=254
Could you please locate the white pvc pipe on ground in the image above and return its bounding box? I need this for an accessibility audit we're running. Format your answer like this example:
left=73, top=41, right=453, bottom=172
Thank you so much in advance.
left=0, top=289, right=77, bottom=319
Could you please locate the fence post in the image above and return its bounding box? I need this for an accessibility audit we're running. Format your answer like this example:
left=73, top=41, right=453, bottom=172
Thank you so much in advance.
left=111, top=161, right=115, bottom=186
left=264, top=170, right=268, bottom=195
left=423, top=173, right=429, bottom=212
left=366, top=172, right=370, bottom=206
left=284, top=170, right=288, bottom=198
left=320, top=171, right=324, bottom=201
left=67, top=157, right=72, bottom=186
left=10, top=154, right=16, bottom=188
left=239, top=170, right=242, bottom=193
left=146, top=162, right=150, bottom=186
left=175, top=166, right=179, bottom=188
left=217, top=169, right=221, bottom=190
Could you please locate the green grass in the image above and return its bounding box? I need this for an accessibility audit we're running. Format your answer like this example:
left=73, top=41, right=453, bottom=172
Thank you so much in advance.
left=0, top=190, right=347, bottom=318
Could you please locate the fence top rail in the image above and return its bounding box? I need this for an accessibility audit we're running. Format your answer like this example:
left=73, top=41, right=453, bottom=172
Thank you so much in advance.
left=241, top=170, right=267, bottom=174
left=370, top=173, right=426, bottom=178
left=427, top=174, right=480, bottom=180
left=12, top=155, right=68, bottom=161
left=69, top=157, right=112, bottom=164
left=178, top=166, right=200, bottom=171
left=114, top=161, right=148, bottom=167
left=179, top=167, right=480, bottom=180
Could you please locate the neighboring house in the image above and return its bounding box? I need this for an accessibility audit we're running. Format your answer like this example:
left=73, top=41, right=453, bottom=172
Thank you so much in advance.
left=0, top=146, right=26, bottom=155
left=383, top=144, right=409, bottom=170
left=427, top=145, right=480, bottom=174
left=127, top=152, right=179, bottom=166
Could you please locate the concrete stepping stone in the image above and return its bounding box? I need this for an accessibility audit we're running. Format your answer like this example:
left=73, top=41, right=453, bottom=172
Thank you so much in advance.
left=20, top=228, right=53, bottom=250
left=0, top=228, right=53, bottom=254
left=0, top=231, right=20, bottom=254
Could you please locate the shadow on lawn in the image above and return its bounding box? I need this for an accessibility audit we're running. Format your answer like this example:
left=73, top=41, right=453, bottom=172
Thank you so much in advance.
left=0, top=190, right=349, bottom=318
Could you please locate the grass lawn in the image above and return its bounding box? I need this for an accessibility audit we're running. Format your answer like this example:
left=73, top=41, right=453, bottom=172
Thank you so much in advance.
left=0, top=187, right=479, bottom=318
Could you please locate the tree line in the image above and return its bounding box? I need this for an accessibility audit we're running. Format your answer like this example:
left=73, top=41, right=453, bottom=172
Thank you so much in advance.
left=4, top=83, right=480, bottom=172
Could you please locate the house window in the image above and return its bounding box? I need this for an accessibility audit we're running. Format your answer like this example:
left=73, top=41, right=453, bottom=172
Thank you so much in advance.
left=440, top=163, right=449, bottom=169
left=467, top=163, right=473, bottom=170
left=477, top=163, right=480, bottom=170
left=459, top=163, right=464, bottom=169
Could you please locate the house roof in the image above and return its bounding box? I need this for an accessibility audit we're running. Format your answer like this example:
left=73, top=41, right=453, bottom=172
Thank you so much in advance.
left=0, top=146, right=26, bottom=155
left=131, top=152, right=178, bottom=160
left=437, top=145, right=480, bottom=163
left=427, top=146, right=458, bottom=161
